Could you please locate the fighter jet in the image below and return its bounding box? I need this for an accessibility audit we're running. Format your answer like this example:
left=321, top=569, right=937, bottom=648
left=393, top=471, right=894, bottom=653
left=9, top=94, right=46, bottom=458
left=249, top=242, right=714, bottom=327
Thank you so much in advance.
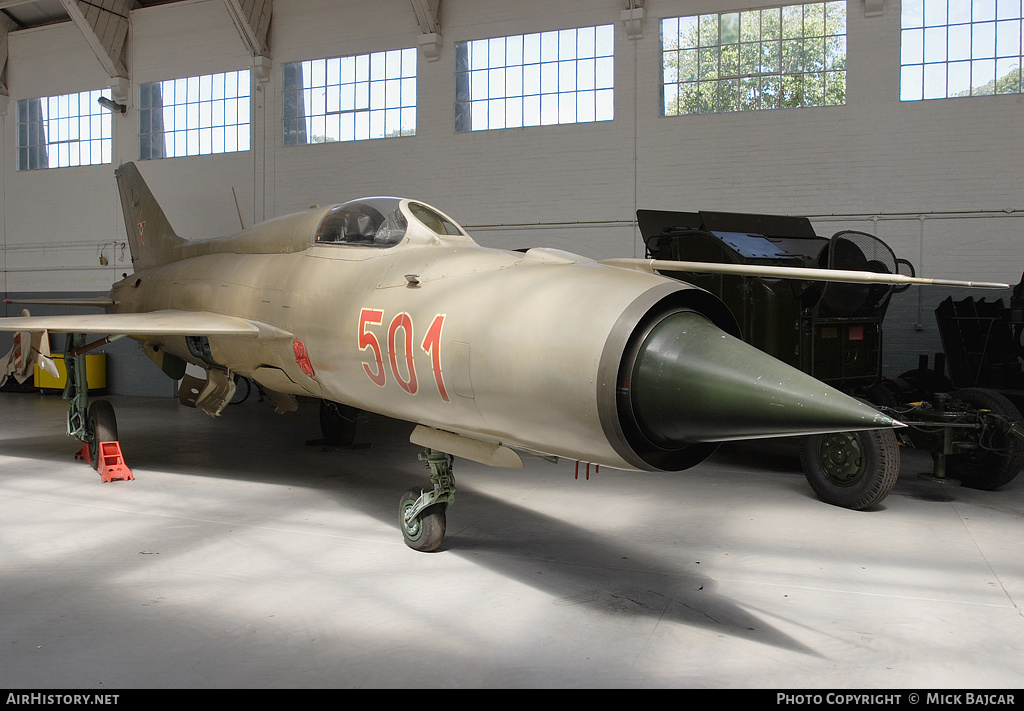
left=0, top=163, right=1006, bottom=551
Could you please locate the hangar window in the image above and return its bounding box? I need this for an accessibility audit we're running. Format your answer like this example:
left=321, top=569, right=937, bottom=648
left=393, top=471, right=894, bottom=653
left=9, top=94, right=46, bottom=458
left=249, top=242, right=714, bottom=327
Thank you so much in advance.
left=454, top=24, right=615, bottom=131
left=16, top=89, right=112, bottom=170
left=138, top=70, right=251, bottom=159
left=661, top=2, right=847, bottom=115
left=283, top=48, right=417, bottom=145
left=900, top=0, right=1023, bottom=101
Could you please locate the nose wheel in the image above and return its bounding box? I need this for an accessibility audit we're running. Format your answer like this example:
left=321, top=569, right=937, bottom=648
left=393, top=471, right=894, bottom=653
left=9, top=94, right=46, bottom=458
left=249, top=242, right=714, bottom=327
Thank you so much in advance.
left=399, top=449, right=455, bottom=551
left=400, top=487, right=446, bottom=551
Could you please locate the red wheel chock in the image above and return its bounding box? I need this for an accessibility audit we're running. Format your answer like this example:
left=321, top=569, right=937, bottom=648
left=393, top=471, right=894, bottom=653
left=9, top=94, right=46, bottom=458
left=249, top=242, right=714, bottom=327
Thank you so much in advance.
left=76, top=441, right=135, bottom=483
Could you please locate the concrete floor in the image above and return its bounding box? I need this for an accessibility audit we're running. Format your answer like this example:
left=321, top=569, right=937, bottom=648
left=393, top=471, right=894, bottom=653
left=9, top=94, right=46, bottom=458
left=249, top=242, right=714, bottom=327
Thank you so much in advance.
left=1, top=392, right=1022, bottom=689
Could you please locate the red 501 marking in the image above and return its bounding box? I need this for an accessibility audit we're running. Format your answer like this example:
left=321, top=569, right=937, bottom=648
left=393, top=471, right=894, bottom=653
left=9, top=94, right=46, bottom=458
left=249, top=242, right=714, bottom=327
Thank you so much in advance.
left=358, top=308, right=449, bottom=402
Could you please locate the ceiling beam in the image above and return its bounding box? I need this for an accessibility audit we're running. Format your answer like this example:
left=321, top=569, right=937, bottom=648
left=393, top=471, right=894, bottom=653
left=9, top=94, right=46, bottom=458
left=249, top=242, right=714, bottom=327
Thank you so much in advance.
left=59, top=0, right=132, bottom=79
left=409, top=0, right=439, bottom=35
left=0, top=11, right=15, bottom=97
left=224, top=0, right=271, bottom=57
left=410, top=0, right=441, bottom=61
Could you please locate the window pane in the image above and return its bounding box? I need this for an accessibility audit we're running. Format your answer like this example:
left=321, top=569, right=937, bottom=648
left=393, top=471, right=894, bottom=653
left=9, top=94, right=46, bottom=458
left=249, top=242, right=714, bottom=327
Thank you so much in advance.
left=661, top=1, right=846, bottom=116
left=140, top=70, right=250, bottom=159
left=17, top=89, right=113, bottom=170
left=902, top=0, right=1024, bottom=100
left=454, top=24, right=614, bottom=132
left=283, top=48, right=417, bottom=144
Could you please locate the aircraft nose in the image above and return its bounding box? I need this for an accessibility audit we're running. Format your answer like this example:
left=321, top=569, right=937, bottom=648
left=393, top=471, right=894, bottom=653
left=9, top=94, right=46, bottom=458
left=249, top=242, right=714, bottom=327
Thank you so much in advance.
left=621, top=310, right=900, bottom=445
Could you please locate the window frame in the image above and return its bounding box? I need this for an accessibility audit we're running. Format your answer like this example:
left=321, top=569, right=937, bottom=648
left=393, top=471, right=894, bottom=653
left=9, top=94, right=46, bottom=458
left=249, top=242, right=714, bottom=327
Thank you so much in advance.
left=900, top=0, right=1024, bottom=101
left=660, top=1, right=848, bottom=116
left=454, top=24, right=615, bottom=132
left=138, top=69, right=252, bottom=160
left=16, top=89, right=113, bottom=171
left=282, top=47, right=417, bottom=145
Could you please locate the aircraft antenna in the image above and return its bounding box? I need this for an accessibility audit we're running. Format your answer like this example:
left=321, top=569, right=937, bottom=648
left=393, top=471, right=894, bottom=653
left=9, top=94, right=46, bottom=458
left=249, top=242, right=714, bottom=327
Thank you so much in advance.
left=232, top=187, right=246, bottom=229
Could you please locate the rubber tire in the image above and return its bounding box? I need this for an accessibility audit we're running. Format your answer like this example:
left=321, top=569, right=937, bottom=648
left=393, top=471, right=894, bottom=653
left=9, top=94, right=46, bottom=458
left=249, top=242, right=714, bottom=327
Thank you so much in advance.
left=801, top=428, right=900, bottom=510
left=319, top=401, right=358, bottom=447
left=228, top=375, right=251, bottom=405
left=947, top=388, right=1024, bottom=490
left=87, top=399, right=118, bottom=472
left=399, top=487, right=446, bottom=552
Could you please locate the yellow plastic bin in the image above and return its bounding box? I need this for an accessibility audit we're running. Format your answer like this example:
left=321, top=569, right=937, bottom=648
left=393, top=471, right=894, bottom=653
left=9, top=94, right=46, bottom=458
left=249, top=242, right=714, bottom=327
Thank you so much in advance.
left=34, top=354, right=107, bottom=392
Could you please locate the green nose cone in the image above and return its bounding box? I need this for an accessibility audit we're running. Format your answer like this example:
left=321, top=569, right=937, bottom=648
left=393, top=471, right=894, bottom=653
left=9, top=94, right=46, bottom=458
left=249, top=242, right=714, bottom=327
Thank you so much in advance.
left=625, top=311, right=900, bottom=446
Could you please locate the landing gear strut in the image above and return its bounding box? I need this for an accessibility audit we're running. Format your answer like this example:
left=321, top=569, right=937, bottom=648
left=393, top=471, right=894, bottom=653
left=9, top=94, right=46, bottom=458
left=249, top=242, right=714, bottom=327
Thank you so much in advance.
left=399, top=448, right=455, bottom=552
left=65, top=333, right=133, bottom=482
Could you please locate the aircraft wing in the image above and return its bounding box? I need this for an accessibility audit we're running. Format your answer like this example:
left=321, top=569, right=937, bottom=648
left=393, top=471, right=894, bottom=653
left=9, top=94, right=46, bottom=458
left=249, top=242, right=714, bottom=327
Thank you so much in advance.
left=5, top=298, right=116, bottom=308
left=0, top=309, right=293, bottom=339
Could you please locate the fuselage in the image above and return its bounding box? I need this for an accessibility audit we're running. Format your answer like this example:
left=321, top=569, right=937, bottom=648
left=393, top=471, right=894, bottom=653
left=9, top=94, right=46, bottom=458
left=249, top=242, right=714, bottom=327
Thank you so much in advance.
left=106, top=196, right=893, bottom=473
left=109, top=199, right=727, bottom=469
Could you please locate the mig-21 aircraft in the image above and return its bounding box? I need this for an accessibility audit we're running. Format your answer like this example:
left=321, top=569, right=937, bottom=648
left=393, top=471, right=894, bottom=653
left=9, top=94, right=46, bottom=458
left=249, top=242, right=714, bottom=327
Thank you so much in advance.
left=0, top=163, right=1006, bottom=551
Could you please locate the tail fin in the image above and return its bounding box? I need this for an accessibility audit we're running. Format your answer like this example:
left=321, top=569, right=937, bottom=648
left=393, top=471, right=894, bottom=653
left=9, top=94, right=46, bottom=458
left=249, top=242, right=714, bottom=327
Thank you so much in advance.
left=115, top=162, right=187, bottom=269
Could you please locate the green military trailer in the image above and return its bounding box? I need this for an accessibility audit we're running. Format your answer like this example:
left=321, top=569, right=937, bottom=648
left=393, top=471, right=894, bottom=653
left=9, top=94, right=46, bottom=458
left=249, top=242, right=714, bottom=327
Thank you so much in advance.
left=638, top=209, right=1024, bottom=509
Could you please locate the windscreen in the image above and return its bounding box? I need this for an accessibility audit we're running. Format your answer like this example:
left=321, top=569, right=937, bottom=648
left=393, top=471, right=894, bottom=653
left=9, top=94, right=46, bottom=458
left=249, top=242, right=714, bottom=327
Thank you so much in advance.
left=408, top=202, right=466, bottom=236
left=316, top=197, right=407, bottom=247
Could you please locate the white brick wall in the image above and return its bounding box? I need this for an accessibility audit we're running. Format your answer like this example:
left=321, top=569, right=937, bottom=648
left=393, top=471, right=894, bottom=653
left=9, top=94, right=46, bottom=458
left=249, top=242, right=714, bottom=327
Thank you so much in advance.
left=2, top=0, right=1021, bottom=386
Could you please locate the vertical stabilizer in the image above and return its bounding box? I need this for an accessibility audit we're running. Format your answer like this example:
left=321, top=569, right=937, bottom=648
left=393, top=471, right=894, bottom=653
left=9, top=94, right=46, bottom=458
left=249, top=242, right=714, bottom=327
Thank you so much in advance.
left=115, top=162, right=187, bottom=269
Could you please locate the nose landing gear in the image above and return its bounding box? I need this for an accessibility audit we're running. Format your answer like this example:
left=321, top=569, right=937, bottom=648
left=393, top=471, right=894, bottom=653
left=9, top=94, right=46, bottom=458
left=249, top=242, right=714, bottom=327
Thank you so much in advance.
left=399, top=449, right=455, bottom=552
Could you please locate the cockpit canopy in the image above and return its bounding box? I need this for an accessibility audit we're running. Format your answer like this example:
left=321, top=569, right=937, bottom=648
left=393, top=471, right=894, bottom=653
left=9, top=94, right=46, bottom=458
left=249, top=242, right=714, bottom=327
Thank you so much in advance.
left=315, top=197, right=468, bottom=248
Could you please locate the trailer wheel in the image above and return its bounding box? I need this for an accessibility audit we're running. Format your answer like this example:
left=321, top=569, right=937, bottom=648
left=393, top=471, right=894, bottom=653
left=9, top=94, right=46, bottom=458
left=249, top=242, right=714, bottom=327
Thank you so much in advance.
left=947, top=388, right=1024, bottom=490
left=801, top=428, right=900, bottom=509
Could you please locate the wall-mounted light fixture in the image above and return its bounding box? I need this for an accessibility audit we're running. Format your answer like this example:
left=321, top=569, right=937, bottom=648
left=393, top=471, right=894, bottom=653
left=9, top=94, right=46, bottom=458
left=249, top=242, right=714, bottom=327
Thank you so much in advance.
left=97, top=96, right=127, bottom=114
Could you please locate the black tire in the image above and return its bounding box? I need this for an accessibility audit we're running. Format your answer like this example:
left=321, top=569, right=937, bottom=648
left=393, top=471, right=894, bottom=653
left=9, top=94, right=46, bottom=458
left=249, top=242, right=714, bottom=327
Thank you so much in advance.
left=399, top=487, right=446, bottom=552
left=947, top=388, right=1024, bottom=490
left=319, top=401, right=358, bottom=447
left=87, top=399, right=118, bottom=471
left=229, top=375, right=251, bottom=405
left=801, top=428, right=900, bottom=510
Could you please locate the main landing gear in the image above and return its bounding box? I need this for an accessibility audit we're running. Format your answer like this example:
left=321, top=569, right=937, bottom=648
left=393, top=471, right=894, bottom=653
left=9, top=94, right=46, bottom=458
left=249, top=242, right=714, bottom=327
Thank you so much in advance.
left=65, top=333, right=134, bottom=482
